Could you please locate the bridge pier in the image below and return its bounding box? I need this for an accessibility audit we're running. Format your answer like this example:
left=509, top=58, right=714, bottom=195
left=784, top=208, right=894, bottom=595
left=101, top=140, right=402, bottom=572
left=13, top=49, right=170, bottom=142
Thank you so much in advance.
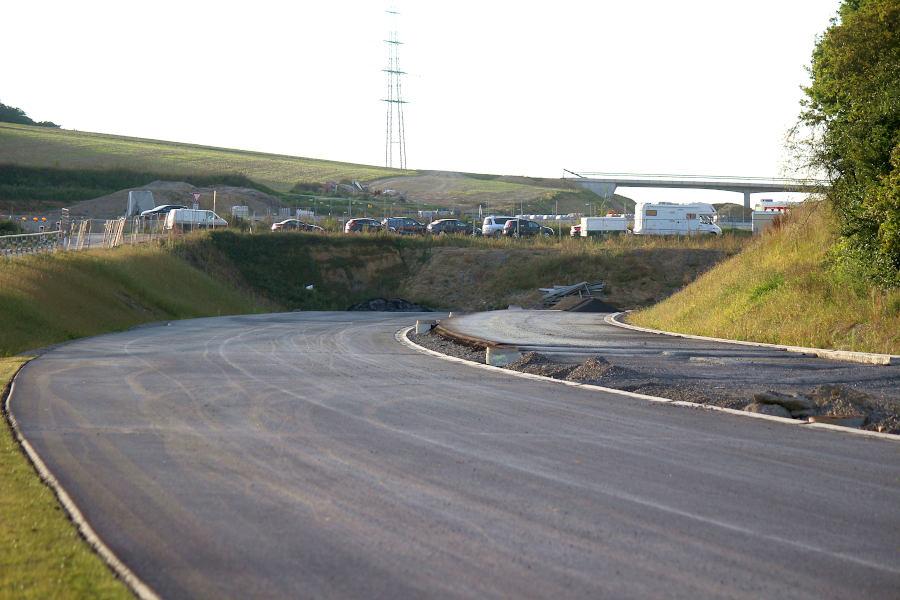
left=743, top=191, right=751, bottom=212
left=574, top=181, right=617, bottom=199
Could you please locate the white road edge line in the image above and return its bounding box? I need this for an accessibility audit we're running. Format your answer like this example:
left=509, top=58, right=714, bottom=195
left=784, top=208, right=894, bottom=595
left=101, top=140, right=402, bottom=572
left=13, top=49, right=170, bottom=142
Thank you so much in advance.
left=4, top=365, right=161, bottom=600
left=604, top=312, right=898, bottom=366
left=397, top=327, right=900, bottom=443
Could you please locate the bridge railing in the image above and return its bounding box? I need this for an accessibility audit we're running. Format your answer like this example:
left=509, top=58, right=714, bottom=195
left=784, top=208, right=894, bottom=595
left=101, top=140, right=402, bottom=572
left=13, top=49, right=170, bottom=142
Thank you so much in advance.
left=566, top=171, right=829, bottom=187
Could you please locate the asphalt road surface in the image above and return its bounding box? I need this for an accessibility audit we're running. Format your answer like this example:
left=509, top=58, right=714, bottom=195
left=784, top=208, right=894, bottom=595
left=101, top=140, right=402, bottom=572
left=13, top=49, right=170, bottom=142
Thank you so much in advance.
left=440, top=310, right=900, bottom=400
left=10, top=312, right=900, bottom=599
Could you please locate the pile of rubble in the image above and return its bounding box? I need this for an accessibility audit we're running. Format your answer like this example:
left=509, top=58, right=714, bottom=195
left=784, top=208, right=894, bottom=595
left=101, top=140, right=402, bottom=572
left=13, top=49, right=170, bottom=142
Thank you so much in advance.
left=745, top=385, right=895, bottom=431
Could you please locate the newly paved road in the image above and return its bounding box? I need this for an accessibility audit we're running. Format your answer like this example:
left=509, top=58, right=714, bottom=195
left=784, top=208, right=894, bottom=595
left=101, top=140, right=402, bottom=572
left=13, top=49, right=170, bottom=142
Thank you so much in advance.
left=441, top=310, right=900, bottom=400
left=10, top=312, right=900, bottom=599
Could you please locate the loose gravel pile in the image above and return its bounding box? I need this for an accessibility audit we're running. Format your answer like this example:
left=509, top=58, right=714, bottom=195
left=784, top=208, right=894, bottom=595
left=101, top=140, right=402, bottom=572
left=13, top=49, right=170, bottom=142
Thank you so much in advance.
left=505, top=352, right=577, bottom=378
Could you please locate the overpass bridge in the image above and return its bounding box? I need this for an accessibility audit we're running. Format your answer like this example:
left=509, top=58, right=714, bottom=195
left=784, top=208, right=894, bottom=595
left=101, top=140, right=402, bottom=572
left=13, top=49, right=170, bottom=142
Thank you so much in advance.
left=565, top=171, right=828, bottom=210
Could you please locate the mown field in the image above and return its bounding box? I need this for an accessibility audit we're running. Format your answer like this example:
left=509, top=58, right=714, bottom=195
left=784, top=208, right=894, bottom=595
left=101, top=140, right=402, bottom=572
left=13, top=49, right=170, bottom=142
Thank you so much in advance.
left=630, top=203, right=900, bottom=355
left=0, top=123, right=404, bottom=192
left=0, top=123, right=636, bottom=214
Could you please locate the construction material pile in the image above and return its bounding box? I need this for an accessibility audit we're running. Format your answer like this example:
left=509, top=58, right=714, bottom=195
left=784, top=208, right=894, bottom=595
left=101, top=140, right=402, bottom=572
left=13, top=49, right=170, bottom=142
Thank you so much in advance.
left=540, top=281, right=605, bottom=308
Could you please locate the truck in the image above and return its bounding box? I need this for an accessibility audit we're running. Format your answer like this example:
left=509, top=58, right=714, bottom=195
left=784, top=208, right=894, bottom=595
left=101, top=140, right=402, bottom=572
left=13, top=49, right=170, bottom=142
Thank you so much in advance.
left=577, top=216, right=630, bottom=237
left=633, top=202, right=721, bottom=236
left=164, top=208, right=228, bottom=231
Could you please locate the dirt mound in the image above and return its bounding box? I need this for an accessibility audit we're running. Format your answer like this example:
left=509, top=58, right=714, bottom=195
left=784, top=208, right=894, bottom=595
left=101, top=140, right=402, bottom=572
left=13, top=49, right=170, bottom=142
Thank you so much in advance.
left=506, top=352, right=576, bottom=379
left=67, top=180, right=283, bottom=219
left=565, top=356, right=628, bottom=382
left=557, top=297, right=619, bottom=313
left=347, top=298, right=430, bottom=312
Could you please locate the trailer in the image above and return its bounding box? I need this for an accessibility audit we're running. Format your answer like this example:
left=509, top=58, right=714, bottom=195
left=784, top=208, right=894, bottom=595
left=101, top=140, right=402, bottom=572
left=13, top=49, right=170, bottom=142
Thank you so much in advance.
left=578, top=216, right=629, bottom=237
left=633, top=202, right=721, bottom=236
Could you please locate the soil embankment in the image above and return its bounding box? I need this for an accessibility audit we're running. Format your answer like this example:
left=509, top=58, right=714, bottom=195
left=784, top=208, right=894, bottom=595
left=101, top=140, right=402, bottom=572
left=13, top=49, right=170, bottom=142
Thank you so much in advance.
left=173, top=232, right=743, bottom=312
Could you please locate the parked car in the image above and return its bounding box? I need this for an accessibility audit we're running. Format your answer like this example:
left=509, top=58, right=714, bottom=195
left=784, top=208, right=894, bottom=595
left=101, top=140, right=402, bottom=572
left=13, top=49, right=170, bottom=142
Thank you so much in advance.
left=502, top=218, right=554, bottom=238
left=382, top=217, right=426, bottom=235
left=271, top=219, right=324, bottom=232
left=164, top=209, right=228, bottom=231
left=426, top=218, right=479, bottom=235
left=140, top=204, right=187, bottom=219
left=482, top=215, right=514, bottom=237
left=344, top=218, right=383, bottom=233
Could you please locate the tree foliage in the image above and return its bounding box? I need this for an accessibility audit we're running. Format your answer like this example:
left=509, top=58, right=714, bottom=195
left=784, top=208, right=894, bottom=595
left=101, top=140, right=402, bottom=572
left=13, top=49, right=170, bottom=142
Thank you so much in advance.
left=801, top=0, right=900, bottom=286
left=0, top=101, right=60, bottom=128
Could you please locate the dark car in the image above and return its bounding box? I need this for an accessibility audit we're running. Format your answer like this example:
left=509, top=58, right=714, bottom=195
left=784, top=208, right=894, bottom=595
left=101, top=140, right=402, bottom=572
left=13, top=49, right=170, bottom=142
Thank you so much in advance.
left=271, top=219, right=324, bottom=232
left=502, top=218, right=554, bottom=238
left=426, top=218, right=480, bottom=235
left=344, top=218, right=383, bottom=233
left=382, top=217, right=426, bottom=235
left=139, top=204, right=187, bottom=219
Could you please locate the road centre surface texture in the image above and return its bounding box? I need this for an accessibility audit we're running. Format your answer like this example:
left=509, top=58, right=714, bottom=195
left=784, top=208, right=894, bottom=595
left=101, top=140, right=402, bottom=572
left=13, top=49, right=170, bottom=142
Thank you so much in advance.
left=10, top=312, right=900, bottom=599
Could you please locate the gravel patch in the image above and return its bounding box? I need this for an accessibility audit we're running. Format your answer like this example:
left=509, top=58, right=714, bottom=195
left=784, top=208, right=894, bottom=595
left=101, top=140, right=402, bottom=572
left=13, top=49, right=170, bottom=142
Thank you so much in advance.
left=409, top=328, right=900, bottom=434
left=409, top=329, right=486, bottom=363
left=506, top=352, right=576, bottom=379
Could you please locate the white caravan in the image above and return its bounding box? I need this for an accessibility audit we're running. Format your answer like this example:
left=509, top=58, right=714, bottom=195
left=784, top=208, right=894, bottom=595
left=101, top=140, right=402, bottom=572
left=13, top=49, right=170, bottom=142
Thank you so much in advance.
left=633, top=202, right=721, bottom=236
left=578, top=216, right=629, bottom=237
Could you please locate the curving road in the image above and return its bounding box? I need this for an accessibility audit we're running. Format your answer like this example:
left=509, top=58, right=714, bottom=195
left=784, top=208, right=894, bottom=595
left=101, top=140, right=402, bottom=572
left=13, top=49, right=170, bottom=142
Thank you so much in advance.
left=9, top=312, right=900, bottom=599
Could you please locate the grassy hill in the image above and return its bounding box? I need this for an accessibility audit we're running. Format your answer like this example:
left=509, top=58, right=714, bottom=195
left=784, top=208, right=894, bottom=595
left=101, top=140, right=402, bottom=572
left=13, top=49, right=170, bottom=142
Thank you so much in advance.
left=630, top=203, right=900, bottom=354
left=0, top=123, right=629, bottom=214
left=0, top=122, right=403, bottom=191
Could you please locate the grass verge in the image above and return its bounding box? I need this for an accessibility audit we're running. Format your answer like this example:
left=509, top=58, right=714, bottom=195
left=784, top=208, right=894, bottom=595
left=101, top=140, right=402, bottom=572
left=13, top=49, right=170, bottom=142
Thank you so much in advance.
left=1, top=357, right=131, bottom=599
left=630, top=202, right=900, bottom=354
left=0, top=244, right=271, bottom=357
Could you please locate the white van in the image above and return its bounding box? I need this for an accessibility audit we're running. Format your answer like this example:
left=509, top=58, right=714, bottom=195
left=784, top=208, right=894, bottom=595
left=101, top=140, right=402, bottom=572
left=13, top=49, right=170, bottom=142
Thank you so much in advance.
left=164, top=209, right=228, bottom=231
left=482, top=215, right=514, bottom=237
left=633, top=202, right=721, bottom=236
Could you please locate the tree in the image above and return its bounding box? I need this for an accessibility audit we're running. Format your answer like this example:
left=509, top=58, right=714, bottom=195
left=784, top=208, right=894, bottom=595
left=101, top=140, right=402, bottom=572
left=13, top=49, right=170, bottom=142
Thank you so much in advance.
left=800, top=0, right=900, bottom=286
left=0, top=101, right=60, bottom=128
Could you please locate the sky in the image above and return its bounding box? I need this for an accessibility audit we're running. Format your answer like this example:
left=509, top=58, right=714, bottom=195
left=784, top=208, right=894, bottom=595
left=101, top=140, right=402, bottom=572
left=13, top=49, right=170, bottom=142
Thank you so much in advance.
left=2, top=1, right=840, bottom=204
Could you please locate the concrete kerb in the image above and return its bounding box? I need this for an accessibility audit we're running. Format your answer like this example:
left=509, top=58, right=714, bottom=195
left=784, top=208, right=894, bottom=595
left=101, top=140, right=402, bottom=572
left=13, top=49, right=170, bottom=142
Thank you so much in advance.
left=605, top=312, right=898, bottom=366
left=4, top=365, right=161, bottom=600
left=397, top=327, right=900, bottom=443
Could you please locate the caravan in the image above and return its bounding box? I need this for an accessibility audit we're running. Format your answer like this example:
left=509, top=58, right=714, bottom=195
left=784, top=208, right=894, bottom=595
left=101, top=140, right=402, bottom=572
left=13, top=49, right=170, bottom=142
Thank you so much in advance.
left=633, top=202, right=721, bottom=236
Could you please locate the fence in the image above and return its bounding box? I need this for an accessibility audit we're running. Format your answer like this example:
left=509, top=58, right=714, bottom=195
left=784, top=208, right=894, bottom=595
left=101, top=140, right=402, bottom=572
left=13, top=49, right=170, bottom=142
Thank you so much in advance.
left=1, top=217, right=172, bottom=258
left=0, top=230, right=63, bottom=257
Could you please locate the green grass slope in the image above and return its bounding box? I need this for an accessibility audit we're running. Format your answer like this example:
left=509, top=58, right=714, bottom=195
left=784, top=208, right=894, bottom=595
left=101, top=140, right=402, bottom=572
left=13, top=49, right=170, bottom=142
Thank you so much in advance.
left=0, top=245, right=270, bottom=357
left=1, top=357, right=132, bottom=599
left=0, top=122, right=405, bottom=192
left=630, top=203, right=900, bottom=354
left=0, top=123, right=630, bottom=213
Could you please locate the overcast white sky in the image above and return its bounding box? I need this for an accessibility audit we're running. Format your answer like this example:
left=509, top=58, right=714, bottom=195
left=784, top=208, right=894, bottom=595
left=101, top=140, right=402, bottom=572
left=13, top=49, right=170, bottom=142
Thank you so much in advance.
left=3, top=1, right=839, bottom=203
